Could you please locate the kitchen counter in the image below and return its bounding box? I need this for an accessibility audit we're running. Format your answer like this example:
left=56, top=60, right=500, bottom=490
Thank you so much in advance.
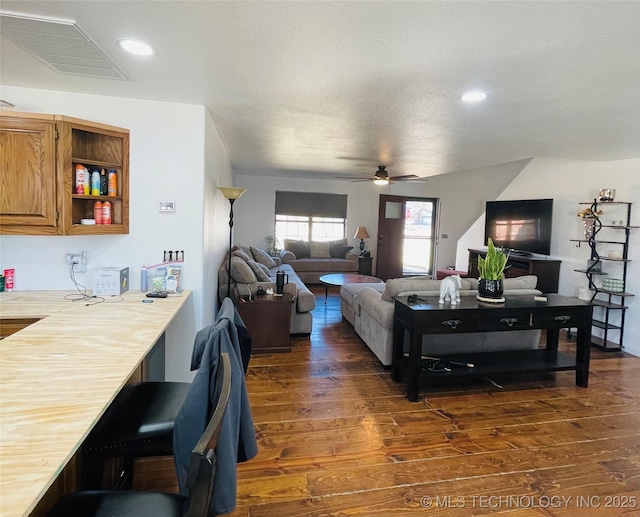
left=0, top=290, right=191, bottom=517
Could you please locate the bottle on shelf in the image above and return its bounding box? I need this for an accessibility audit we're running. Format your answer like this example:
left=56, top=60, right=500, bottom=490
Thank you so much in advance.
left=94, top=200, right=103, bottom=224
left=108, top=169, right=117, bottom=196
left=83, top=166, right=90, bottom=195
left=100, top=168, right=108, bottom=195
left=102, top=200, right=112, bottom=225
left=91, top=169, right=100, bottom=196
left=75, top=164, right=85, bottom=194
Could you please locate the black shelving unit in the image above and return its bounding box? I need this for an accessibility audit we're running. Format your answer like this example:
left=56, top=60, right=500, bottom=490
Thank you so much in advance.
left=570, top=200, right=636, bottom=350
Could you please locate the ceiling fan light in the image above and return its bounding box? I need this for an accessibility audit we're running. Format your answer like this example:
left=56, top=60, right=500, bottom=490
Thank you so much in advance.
left=373, top=178, right=389, bottom=186
left=461, top=90, right=489, bottom=102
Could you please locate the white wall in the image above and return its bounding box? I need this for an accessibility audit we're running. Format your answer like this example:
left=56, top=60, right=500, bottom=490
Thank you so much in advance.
left=457, top=157, right=640, bottom=356
left=0, top=86, right=233, bottom=381
left=233, top=160, right=526, bottom=272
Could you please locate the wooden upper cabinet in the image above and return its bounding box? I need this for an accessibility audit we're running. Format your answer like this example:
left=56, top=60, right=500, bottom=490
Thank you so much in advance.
left=0, top=111, right=129, bottom=236
left=0, top=113, right=59, bottom=234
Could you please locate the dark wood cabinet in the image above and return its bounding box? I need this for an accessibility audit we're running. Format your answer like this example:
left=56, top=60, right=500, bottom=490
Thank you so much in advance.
left=236, top=293, right=293, bottom=353
left=468, top=249, right=561, bottom=293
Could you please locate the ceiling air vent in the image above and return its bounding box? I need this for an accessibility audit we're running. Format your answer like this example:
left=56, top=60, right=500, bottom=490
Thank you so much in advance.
left=0, top=11, right=128, bottom=80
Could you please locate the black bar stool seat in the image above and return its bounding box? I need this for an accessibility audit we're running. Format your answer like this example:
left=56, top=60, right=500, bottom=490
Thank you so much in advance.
left=83, top=381, right=191, bottom=488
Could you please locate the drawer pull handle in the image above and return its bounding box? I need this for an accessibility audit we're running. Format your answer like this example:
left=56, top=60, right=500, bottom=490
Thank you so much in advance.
left=554, top=315, right=571, bottom=323
left=442, top=319, right=462, bottom=329
left=500, top=317, right=519, bottom=327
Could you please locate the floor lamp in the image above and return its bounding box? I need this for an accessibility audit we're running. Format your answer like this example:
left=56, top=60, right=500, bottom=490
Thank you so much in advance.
left=219, top=187, right=246, bottom=298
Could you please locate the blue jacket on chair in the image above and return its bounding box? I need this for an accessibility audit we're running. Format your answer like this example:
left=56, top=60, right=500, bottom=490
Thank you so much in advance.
left=173, top=298, right=258, bottom=515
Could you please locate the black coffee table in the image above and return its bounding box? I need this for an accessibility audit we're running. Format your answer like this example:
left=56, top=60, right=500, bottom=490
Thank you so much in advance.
left=391, top=294, right=593, bottom=401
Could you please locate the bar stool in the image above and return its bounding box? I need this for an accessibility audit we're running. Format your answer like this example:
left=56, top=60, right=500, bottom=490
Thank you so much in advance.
left=47, top=353, right=232, bottom=517
left=82, top=380, right=191, bottom=489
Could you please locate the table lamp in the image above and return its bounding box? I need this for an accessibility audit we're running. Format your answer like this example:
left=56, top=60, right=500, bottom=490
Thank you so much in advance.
left=353, top=226, right=370, bottom=255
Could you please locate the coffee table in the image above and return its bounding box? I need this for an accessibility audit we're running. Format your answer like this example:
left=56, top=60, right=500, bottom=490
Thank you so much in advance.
left=319, top=273, right=383, bottom=304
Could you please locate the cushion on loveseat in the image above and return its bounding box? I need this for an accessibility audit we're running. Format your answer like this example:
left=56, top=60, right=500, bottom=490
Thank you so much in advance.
left=284, top=239, right=310, bottom=259
left=309, top=241, right=331, bottom=258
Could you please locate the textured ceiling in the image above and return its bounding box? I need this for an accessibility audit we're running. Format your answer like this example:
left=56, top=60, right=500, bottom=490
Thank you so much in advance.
left=1, top=1, right=639, bottom=179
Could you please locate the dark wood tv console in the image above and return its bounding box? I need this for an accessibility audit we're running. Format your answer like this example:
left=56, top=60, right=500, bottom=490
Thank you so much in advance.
left=468, top=248, right=561, bottom=293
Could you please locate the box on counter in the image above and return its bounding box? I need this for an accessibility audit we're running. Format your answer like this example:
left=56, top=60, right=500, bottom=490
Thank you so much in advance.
left=93, top=267, right=130, bottom=295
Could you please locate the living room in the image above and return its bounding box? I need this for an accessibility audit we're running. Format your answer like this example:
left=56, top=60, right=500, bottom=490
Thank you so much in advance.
left=2, top=2, right=640, bottom=515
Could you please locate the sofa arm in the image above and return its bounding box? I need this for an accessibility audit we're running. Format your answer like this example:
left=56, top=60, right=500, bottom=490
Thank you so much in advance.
left=280, top=250, right=296, bottom=263
left=346, top=251, right=359, bottom=261
left=272, top=256, right=282, bottom=266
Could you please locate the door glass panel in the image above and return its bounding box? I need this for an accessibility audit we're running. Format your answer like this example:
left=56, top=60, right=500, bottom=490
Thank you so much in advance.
left=403, top=200, right=435, bottom=275
left=385, top=201, right=402, bottom=219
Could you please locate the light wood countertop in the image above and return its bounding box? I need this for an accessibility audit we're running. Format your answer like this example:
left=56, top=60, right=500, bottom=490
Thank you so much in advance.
left=0, top=290, right=191, bottom=517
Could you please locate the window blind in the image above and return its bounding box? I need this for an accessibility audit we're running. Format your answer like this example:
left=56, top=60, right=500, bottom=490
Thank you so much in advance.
left=275, top=191, right=347, bottom=218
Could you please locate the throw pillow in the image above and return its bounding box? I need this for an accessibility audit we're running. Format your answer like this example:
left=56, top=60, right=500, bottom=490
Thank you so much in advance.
left=250, top=246, right=277, bottom=268
left=330, top=238, right=353, bottom=258
left=309, top=240, right=331, bottom=258
left=247, top=260, right=271, bottom=282
left=333, top=245, right=354, bottom=259
left=257, top=262, right=271, bottom=277
left=284, top=239, right=310, bottom=259
left=231, top=248, right=252, bottom=263
left=229, top=256, right=258, bottom=283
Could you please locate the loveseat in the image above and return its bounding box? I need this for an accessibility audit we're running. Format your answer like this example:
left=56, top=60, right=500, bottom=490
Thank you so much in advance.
left=341, top=275, right=543, bottom=366
left=218, top=245, right=315, bottom=334
left=280, top=238, right=359, bottom=284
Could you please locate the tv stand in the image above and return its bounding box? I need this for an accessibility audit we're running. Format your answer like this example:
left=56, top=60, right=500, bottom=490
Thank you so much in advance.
left=468, top=249, right=561, bottom=293
left=507, top=249, right=533, bottom=257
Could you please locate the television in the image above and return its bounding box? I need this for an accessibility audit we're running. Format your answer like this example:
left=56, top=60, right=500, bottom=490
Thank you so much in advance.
left=484, top=199, right=553, bottom=256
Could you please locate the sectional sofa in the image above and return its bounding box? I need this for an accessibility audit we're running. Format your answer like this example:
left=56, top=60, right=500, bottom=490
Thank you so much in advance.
left=340, top=275, right=543, bottom=366
left=218, top=245, right=315, bottom=334
left=218, top=240, right=361, bottom=335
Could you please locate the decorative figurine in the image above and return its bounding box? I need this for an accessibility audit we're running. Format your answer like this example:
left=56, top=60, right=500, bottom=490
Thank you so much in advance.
left=439, top=275, right=462, bottom=305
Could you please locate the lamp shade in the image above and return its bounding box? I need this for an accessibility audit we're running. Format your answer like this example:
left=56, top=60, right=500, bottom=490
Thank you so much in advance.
left=354, top=226, right=370, bottom=239
left=218, top=187, right=246, bottom=200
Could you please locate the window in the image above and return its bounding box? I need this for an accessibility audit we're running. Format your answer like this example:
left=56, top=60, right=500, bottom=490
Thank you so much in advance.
left=275, top=191, right=347, bottom=243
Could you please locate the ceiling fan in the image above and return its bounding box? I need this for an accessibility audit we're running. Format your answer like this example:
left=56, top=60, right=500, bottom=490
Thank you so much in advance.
left=336, top=165, right=426, bottom=185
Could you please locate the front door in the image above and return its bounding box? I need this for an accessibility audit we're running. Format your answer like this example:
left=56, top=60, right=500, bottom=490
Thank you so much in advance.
left=376, top=194, right=439, bottom=281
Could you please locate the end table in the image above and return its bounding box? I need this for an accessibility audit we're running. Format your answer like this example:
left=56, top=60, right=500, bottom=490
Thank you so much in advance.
left=358, top=255, right=373, bottom=275
left=236, top=293, right=293, bottom=353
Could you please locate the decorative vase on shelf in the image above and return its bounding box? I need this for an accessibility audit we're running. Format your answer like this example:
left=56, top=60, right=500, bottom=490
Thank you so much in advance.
left=583, top=218, right=596, bottom=240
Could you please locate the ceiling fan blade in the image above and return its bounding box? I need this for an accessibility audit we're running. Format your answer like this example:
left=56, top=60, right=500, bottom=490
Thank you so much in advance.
left=389, top=174, right=421, bottom=181
left=335, top=175, right=373, bottom=181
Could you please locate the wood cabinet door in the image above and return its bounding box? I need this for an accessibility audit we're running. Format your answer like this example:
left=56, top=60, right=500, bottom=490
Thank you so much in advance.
left=0, top=115, right=59, bottom=234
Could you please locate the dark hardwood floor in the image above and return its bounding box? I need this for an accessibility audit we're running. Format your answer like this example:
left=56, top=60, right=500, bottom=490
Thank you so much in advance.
left=136, top=286, right=640, bottom=516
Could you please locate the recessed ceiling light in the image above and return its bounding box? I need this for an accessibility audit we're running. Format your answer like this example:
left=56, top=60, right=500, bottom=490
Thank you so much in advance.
left=116, top=39, right=153, bottom=56
left=461, top=91, right=489, bottom=102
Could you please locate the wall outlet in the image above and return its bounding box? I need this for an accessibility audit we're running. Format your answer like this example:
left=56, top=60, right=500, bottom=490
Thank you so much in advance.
left=66, top=253, right=87, bottom=273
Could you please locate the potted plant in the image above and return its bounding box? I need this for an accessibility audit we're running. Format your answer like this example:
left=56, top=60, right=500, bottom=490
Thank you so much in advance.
left=264, top=233, right=280, bottom=257
left=477, top=238, right=509, bottom=302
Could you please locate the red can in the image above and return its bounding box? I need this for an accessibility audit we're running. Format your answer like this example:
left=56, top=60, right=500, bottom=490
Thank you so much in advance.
left=102, top=201, right=112, bottom=225
left=94, top=201, right=103, bottom=224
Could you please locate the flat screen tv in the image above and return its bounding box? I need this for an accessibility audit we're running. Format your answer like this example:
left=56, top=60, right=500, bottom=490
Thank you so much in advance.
left=484, top=199, right=553, bottom=256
